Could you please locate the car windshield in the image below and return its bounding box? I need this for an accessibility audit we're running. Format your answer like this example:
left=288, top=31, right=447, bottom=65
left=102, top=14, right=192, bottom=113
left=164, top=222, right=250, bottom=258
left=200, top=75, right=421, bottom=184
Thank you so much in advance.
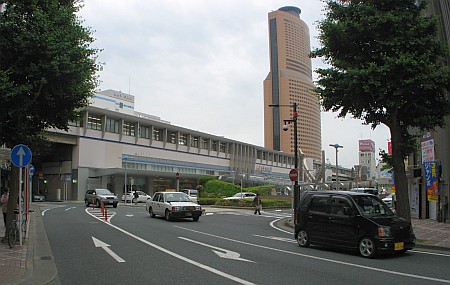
left=96, top=189, right=113, bottom=195
left=165, top=193, right=191, bottom=202
left=353, top=195, right=394, bottom=217
left=233, top=193, right=244, bottom=197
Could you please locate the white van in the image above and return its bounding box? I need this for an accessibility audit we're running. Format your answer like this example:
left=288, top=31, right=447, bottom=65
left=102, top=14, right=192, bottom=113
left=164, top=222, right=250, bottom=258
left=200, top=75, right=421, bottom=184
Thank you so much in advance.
left=181, top=189, right=198, bottom=203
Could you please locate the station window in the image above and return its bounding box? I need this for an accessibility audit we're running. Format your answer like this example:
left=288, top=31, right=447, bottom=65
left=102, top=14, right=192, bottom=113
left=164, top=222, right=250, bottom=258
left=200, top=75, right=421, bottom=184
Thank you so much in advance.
left=139, top=125, right=150, bottom=138
left=167, top=131, right=176, bottom=144
left=191, top=136, right=199, bottom=148
left=179, top=133, right=187, bottom=145
left=201, top=138, right=209, bottom=150
left=123, top=121, right=135, bottom=136
left=87, top=114, right=102, bottom=130
left=106, top=118, right=119, bottom=133
left=153, top=129, right=163, bottom=141
left=220, top=142, right=226, bottom=153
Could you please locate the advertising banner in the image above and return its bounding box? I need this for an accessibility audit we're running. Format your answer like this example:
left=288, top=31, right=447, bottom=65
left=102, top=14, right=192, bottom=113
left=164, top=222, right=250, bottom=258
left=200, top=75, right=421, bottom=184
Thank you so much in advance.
left=421, top=139, right=435, bottom=162
left=359, top=139, right=375, bottom=152
left=423, top=161, right=439, bottom=202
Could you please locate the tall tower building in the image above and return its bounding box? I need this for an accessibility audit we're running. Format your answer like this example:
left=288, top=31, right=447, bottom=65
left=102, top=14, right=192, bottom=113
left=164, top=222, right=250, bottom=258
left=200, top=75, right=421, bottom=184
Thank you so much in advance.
left=263, top=6, right=321, bottom=160
left=358, top=139, right=376, bottom=180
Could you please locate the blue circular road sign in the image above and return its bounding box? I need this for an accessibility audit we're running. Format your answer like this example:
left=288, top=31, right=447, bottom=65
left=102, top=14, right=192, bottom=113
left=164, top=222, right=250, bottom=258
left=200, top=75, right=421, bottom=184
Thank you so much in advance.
left=11, top=144, right=32, bottom=167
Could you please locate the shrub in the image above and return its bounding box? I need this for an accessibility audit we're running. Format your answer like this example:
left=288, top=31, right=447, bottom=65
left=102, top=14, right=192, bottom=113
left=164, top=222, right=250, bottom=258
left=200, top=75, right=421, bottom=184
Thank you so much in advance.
left=245, top=185, right=275, bottom=196
left=198, top=176, right=217, bottom=186
left=213, top=198, right=291, bottom=208
left=198, top=198, right=221, bottom=205
left=203, top=180, right=241, bottom=198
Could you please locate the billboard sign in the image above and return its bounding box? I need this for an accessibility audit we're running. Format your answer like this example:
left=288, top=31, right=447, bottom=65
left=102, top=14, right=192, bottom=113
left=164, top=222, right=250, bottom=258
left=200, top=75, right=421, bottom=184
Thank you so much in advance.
left=359, top=139, right=375, bottom=152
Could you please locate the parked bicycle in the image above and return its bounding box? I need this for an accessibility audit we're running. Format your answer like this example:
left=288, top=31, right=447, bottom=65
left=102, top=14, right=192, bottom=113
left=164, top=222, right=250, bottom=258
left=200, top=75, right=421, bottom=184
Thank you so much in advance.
left=8, top=209, right=26, bottom=249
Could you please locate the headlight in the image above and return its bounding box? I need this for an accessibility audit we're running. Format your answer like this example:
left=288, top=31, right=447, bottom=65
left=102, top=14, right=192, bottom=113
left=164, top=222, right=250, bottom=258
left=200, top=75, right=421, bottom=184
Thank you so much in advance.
left=171, top=206, right=181, bottom=211
left=195, top=206, right=201, bottom=211
left=378, top=226, right=391, bottom=237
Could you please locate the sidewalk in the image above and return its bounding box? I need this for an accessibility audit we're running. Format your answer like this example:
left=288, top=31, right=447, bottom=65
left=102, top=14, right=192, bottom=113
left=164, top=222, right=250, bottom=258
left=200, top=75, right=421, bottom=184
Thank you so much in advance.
left=0, top=205, right=448, bottom=285
left=0, top=204, right=58, bottom=285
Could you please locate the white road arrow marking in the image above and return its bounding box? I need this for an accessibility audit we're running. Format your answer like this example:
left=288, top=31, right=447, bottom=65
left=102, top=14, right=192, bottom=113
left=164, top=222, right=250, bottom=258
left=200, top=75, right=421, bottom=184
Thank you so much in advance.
left=178, top=237, right=254, bottom=263
left=17, top=147, right=25, bottom=167
left=92, top=237, right=125, bottom=263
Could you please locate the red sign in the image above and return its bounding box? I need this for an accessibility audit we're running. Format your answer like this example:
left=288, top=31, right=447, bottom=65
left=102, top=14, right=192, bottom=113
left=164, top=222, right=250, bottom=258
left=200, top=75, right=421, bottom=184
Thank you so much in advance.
left=289, top=169, right=298, bottom=182
left=388, top=141, right=392, bottom=155
left=359, top=139, right=375, bottom=152
left=176, top=172, right=180, bottom=180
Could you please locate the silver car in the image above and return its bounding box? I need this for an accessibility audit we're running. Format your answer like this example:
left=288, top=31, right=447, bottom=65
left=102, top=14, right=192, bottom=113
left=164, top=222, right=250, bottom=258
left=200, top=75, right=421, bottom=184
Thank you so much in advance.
left=85, top=189, right=118, bottom=208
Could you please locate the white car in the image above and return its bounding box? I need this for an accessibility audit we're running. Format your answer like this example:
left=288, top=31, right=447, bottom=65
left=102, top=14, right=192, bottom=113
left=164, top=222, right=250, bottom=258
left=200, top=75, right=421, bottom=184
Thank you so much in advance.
left=223, top=192, right=257, bottom=200
left=382, top=193, right=396, bottom=208
left=181, top=189, right=198, bottom=203
left=122, top=191, right=152, bottom=203
left=146, top=192, right=202, bottom=221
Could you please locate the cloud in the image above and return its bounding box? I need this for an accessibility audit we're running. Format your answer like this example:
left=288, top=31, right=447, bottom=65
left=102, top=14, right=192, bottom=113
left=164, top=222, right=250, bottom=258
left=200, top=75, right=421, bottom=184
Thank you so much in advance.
left=78, top=0, right=390, bottom=168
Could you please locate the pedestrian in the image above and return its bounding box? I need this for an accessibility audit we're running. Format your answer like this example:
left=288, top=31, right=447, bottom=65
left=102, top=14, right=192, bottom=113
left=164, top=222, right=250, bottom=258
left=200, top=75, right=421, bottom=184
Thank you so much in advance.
left=1, top=189, right=9, bottom=227
left=253, top=193, right=262, bottom=215
left=133, top=190, right=139, bottom=205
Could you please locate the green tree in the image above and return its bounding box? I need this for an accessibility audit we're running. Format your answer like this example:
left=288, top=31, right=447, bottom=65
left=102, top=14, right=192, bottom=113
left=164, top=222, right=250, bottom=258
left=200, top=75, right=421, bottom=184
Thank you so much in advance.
left=312, top=0, right=450, bottom=221
left=0, top=0, right=100, bottom=240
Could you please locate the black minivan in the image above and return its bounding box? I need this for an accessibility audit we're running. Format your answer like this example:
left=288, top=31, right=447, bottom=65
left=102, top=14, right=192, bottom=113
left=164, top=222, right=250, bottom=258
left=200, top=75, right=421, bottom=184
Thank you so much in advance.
left=294, top=191, right=415, bottom=258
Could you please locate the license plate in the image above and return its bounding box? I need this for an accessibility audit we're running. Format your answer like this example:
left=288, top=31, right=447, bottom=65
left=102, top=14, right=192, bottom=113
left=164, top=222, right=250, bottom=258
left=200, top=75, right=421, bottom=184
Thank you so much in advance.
left=185, top=212, right=192, bottom=217
left=394, top=242, right=404, bottom=251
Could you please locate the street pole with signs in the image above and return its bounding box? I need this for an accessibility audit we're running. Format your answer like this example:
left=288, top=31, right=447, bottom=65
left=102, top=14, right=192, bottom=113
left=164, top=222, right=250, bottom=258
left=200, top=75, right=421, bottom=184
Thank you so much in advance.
left=269, top=103, right=299, bottom=224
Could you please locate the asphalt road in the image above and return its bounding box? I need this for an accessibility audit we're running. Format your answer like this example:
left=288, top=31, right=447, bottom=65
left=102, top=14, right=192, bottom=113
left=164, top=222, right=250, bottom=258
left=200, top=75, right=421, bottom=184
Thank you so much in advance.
left=40, top=203, right=450, bottom=285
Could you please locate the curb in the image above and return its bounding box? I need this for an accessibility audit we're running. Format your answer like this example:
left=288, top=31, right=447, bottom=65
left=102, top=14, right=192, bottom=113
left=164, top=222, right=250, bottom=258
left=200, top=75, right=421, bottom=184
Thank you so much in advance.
left=15, top=204, right=60, bottom=285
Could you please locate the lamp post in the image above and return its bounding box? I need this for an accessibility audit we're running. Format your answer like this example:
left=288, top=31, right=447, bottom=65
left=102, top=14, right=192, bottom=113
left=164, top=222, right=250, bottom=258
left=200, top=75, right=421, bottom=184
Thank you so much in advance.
left=269, top=103, right=299, bottom=224
left=123, top=156, right=128, bottom=205
left=329, top=144, right=343, bottom=190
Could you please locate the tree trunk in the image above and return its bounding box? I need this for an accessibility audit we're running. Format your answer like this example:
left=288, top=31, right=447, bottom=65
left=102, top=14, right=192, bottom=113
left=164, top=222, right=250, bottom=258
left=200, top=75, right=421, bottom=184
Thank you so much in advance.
left=390, top=123, right=411, bottom=222
left=3, top=167, right=20, bottom=241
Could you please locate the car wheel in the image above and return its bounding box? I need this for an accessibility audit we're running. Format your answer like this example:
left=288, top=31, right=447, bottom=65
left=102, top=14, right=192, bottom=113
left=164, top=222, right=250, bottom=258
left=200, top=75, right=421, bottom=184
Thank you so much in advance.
left=149, top=208, right=156, bottom=218
left=96, top=199, right=101, bottom=208
left=193, top=216, right=199, bottom=222
left=85, top=199, right=90, bottom=207
left=296, top=229, right=310, bottom=247
left=359, top=237, right=377, bottom=258
left=165, top=210, right=172, bottom=221
left=113, top=202, right=118, bottom=208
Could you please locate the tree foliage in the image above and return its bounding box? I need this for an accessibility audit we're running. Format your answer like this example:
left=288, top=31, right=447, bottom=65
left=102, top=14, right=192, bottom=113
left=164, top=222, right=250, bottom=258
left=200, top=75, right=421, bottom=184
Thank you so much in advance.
left=0, top=0, right=100, bottom=240
left=312, top=0, right=450, bottom=221
left=0, top=0, right=100, bottom=147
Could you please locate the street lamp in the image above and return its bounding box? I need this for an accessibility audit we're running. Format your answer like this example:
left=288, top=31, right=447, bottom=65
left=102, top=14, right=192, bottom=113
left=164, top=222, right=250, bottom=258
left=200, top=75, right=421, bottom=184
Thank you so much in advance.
left=329, top=144, right=343, bottom=190
left=123, top=156, right=128, bottom=205
left=269, top=103, right=299, bottom=224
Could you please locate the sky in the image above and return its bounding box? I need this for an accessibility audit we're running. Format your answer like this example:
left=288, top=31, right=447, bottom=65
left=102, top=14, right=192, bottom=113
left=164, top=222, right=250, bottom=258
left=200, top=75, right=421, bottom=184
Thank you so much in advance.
left=77, top=0, right=391, bottom=169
